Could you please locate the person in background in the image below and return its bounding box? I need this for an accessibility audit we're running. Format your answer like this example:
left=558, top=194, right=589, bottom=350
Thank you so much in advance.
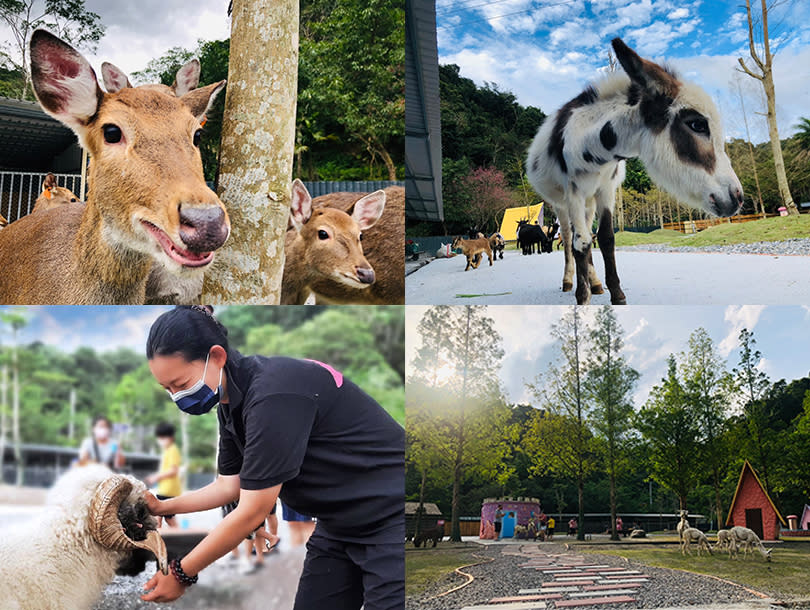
left=615, top=515, right=623, bottom=537
left=78, top=415, right=124, bottom=471
left=568, top=517, right=577, bottom=537
left=283, top=501, right=315, bottom=547
left=146, top=422, right=182, bottom=528
left=494, top=505, right=505, bottom=540
left=223, top=501, right=279, bottom=574
left=547, top=515, right=555, bottom=541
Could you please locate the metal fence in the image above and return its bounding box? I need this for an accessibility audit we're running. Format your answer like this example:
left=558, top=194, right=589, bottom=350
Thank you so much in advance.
left=0, top=171, right=82, bottom=223
left=302, top=180, right=403, bottom=197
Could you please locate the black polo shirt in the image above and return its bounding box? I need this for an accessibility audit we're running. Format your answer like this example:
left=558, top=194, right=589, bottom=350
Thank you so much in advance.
left=216, top=352, right=404, bottom=544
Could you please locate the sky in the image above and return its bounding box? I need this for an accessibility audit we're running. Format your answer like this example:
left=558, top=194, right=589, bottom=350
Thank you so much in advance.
left=435, top=0, right=810, bottom=143
left=1, top=0, right=231, bottom=82
left=0, top=306, right=173, bottom=356
left=405, top=305, right=810, bottom=408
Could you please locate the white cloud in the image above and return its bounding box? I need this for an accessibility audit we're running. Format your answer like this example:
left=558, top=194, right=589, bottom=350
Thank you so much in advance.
left=668, top=8, right=689, bottom=20
left=718, top=305, right=767, bottom=357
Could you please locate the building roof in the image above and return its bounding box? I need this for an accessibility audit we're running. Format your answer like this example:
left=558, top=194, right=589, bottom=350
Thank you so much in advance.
left=405, top=501, right=442, bottom=516
left=405, top=0, right=443, bottom=222
left=0, top=96, right=78, bottom=171
left=725, top=460, right=787, bottom=527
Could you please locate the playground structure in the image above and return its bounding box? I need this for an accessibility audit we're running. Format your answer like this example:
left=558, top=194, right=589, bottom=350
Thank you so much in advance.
left=480, top=497, right=542, bottom=539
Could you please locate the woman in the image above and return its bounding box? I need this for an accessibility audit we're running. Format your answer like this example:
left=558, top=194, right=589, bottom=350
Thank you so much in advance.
left=140, top=306, right=404, bottom=609
left=77, top=415, right=124, bottom=470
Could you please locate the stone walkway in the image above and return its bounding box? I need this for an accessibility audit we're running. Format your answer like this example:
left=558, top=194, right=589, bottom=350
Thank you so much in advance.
left=459, top=545, right=644, bottom=610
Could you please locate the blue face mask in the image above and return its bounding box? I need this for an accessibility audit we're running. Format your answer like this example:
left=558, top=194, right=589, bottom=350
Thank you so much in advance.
left=167, top=353, right=223, bottom=415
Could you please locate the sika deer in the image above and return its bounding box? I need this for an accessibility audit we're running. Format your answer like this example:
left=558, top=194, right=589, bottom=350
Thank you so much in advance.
left=0, top=30, right=228, bottom=304
left=282, top=179, right=385, bottom=304
left=307, top=186, right=404, bottom=304
left=33, top=173, right=82, bottom=213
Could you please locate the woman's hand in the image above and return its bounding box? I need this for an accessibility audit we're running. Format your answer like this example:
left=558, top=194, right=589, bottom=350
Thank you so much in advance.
left=144, top=491, right=164, bottom=528
left=140, top=569, right=187, bottom=603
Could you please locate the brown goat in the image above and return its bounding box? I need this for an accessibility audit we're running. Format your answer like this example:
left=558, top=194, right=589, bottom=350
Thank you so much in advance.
left=451, top=236, right=492, bottom=270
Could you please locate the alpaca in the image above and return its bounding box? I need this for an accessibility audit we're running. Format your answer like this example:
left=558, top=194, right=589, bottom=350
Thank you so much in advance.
left=681, top=527, right=713, bottom=556
left=729, top=526, right=772, bottom=561
left=526, top=38, right=743, bottom=305
left=714, top=528, right=737, bottom=557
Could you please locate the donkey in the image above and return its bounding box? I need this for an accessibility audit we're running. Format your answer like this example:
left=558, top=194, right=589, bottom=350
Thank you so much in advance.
left=0, top=30, right=228, bottom=304
left=526, top=38, right=743, bottom=305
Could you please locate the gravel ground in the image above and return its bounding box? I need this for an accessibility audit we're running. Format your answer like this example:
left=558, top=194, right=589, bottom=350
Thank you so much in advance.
left=406, top=543, right=764, bottom=610
left=92, top=546, right=306, bottom=610
left=618, top=238, right=810, bottom=256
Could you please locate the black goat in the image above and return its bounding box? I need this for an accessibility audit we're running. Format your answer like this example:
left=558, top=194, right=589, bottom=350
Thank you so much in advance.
left=413, top=525, right=444, bottom=548
left=516, top=221, right=549, bottom=255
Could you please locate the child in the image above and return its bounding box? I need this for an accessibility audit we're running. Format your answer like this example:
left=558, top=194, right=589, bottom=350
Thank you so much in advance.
left=146, top=422, right=182, bottom=528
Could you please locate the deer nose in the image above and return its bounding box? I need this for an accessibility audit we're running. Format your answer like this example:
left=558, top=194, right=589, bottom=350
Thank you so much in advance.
left=356, top=267, right=375, bottom=284
left=178, top=205, right=229, bottom=252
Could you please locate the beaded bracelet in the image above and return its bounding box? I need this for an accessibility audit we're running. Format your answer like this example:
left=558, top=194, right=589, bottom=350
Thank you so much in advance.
left=170, top=557, right=199, bottom=587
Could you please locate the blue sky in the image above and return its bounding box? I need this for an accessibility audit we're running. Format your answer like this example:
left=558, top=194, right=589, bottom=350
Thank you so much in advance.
left=406, top=305, right=810, bottom=407
left=0, top=306, right=173, bottom=356
left=436, top=0, right=810, bottom=143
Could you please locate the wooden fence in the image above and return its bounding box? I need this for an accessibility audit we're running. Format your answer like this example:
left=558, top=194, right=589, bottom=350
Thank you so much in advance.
left=663, top=213, right=776, bottom=234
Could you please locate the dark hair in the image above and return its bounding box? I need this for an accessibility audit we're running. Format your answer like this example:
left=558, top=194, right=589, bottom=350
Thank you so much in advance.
left=146, top=306, right=229, bottom=361
left=92, top=415, right=111, bottom=428
left=155, top=421, right=176, bottom=438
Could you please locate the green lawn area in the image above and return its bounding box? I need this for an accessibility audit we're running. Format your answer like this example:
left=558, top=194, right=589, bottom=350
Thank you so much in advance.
left=614, top=214, right=810, bottom=248
left=580, top=540, right=810, bottom=599
left=405, top=542, right=483, bottom=597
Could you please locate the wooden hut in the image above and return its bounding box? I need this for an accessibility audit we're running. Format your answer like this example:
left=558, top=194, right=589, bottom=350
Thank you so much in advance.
left=725, top=460, right=786, bottom=541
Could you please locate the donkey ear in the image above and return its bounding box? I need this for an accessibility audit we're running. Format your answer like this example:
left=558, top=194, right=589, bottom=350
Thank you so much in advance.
left=289, top=179, right=313, bottom=231
left=30, top=29, right=103, bottom=137
left=180, top=79, right=226, bottom=121
left=612, top=37, right=678, bottom=96
left=173, top=59, right=201, bottom=97
left=101, top=62, right=132, bottom=92
left=349, top=190, right=386, bottom=231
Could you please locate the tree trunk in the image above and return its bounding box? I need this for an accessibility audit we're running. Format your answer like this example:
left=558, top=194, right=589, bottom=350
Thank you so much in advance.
left=202, top=0, right=299, bottom=303
left=450, top=307, right=472, bottom=543
left=377, top=144, right=398, bottom=181
left=415, top=468, right=427, bottom=538
left=0, top=365, right=6, bottom=479
left=12, top=335, right=21, bottom=486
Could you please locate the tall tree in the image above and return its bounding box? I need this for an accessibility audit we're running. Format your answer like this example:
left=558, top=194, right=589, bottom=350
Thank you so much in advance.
left=636, top=356, right=700, bottom=510
left=584, top=306, right=638, bottom=540
left=410, top=305, right=454, bottom=387
left=732, top=327, right=773, bottom=492
left=737, top=0, right=797, bottom=214
left=680, top=328, right=731, bottom=529
left=526, top=306, right=591, bottom=540
left=794, top=117, right=810, bottom=151
left=202, top=0, right=298, bottom=303
left=0, top=0, right=104, bottom=99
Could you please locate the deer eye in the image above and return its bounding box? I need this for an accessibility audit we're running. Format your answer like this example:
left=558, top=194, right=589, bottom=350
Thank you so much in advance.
left=102, top=124, right=122, bottom=144
left=318, top=229, right=329, bottom=240
left=686, top=118, right=709, bottom=135
left=70, top=198, right=77, bottom=202
left=359, top=233, right=363, bottom=241
left=193, top=129, right=202, bottom=147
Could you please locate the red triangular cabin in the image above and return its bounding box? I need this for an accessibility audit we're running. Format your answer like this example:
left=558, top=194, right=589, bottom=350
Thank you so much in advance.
left=725, top=460, right=786, bottom=541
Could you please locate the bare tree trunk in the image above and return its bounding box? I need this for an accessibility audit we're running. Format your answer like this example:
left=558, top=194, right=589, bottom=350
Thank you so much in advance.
left=738, top=0, right=796, bottom=214
left=203, top=0, right=300, bottom=303
left=415, top=468, right=427, bottom=538
left=0, top=365, right=6, bottom=480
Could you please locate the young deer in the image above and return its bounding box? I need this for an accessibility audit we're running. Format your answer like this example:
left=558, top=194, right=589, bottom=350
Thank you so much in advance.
left=0, top=30, right=228, bottom=304
left=282, top=179, right=385, bottom=305
left=33, top=173, right=82, bottom=213
left=306, top=186, right=404, bottom=304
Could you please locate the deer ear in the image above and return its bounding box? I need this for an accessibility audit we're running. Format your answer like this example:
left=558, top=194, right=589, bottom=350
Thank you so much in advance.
left=30, top=29, right=103, bottom=138
left=43, top=173, right=56, bottom=190
left=612, top=37, right=678, bottom=96
left=289, top=179, right=313, bottom=231
left=180, top=79, right=226, bottom=122
left=101, top=62, right=132, bottom=92
left=349, top=190, right=386, bottom=231
left=173, top=59, right=201, bottom=96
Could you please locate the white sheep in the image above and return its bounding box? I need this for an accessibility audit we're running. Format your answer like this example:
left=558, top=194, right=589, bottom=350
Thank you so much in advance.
left=729, top=525, right=772, bottom=561
left=681, top=527, right=713, bottom=556
left=0, top=464, right=168, bottom=610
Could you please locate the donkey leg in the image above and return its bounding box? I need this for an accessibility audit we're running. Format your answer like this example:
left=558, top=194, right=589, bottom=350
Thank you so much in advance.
left=597, top=210, right=626, bottom=304
left=571, top=212, right=593, bottom=305
left=587, top=250, right=604, bottom=294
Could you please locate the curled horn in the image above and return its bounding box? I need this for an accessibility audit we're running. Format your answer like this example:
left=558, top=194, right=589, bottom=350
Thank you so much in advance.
left=88, top=476, right=168, bottom=574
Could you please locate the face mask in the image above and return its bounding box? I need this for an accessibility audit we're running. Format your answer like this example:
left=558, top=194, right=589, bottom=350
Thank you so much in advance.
left=94, top=426, right=111, bottom=441
left=167, top=353, right=223, bottom=415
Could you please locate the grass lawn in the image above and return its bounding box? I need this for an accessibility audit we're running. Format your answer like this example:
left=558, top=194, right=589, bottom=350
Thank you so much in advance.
left=613, top=214, right=810, bottom=248
left=405, top=542, right=484, bottom=597
left=579, top=540, right=810, bottom=599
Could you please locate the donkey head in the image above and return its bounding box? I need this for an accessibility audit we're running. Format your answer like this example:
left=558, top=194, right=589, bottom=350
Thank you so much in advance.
left=30, top=29, right=230, bottom=272
left=613, top=38, right=743, bottom=217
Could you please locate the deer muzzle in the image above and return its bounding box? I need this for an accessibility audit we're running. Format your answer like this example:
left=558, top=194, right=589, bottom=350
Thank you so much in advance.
left=178, top=205, right=230, bottom=253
